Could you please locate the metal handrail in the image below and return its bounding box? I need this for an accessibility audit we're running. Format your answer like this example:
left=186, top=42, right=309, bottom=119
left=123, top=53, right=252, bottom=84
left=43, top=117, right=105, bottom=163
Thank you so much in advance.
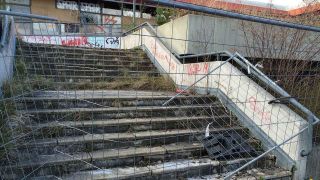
left=123, top=22, right=320, bottom=124
left=231, top=52, right=320, bottom=123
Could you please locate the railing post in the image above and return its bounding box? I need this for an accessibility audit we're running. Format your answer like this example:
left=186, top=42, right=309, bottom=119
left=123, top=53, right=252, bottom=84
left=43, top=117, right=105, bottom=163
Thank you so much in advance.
left=296, top=114, right=314, bottom=179
left=302, top=114, right=314, bottom=157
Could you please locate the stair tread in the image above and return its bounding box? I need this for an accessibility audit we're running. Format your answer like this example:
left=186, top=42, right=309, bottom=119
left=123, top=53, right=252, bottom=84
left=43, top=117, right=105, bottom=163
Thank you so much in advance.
left=24, top=126, right=243, bottom=146
left=20, top=95, right=207, bottom=101
left=22, top=90, right=175, bottom=99
left=10, top=142, right=203, bottom=168
left=60, top=159, right=291, bottom=180
left=29, top=116, right=226, bottom=127
left=62, top=158, right=220, bottom=180
left=33, top=75, right=158, bottom=78
left=27, top=68, right=157, bottom=73
left=19, top=103, right=222, bottom=113
left=190, top=167, right=292, bottom=180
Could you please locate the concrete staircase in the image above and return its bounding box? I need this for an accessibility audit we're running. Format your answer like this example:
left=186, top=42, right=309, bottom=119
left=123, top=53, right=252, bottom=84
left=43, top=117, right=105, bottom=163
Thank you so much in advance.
left=16, top=43, right=162, bottom=90
left=0, top=43, right=292, bottom=179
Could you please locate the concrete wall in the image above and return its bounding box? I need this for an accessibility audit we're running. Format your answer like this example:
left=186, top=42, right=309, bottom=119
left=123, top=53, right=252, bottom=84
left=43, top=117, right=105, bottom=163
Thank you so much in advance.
left=187, top=15, right=242, bottom=54
left=156, top=14, right=320, bottom=61
left=157, top=15, right=189, bottom=55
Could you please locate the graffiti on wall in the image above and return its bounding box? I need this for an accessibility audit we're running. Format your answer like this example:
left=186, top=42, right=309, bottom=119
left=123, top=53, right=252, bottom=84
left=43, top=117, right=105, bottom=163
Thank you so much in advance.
left=32, top=23, right=58, bottom=35
left=248, top=96, right=271, bottom=124
left=187, top=63, right=209, bottom=75
left=57, top=0, right=100, bottom=13
left=56, top=0, right=78, bottom=11
left=104, top=15, right=120, bottom=25
left=102, top=15, right=122, bottom=36
left=21, top=36, right=120, bottom=49
left=149, top=42, right=176, bottom=71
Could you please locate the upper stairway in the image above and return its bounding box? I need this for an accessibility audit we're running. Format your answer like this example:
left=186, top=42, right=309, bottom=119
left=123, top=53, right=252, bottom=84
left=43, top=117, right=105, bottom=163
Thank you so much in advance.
left=16, top=42, right=163, bottom=90
left=0, top=42, right=292, bottom=179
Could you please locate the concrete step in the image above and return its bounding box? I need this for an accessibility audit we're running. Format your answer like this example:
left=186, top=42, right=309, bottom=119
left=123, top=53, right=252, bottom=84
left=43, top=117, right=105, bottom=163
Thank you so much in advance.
left=4, top=143, right=205, bottom=178
left=17, top=94, right=216, bottom=109
left=26, top=115, right=236, bottom=134
left=27, top=59, right=153, bottom=68
left=26, top=57, right=152, bottom=65
left=28, top=74, right=160, bottom=83
left=61, top=158, right=220, bottom=180
left=19, top=127, right=247, bottom=155
left=18, top=44, right=144, bottom=55
left=27, top=68, right=158, bottom=77
left=28, top=61, right=155, bottom=71
left=21, top=52, right=147, bottom=60
left=45, top=80, right=172, bottom=90
left=189, top=167, right=292, bottom=180
left=22, top=76, right=173, bottom=91
left=60, top=159, right=290, bottom=180
left=22, top=90, right=174, bottom=99
left=18, top=44, right=143, bottom=54
left=18, top=103, right=226, bottom=122
left=27, top=68, right=160, bottom=77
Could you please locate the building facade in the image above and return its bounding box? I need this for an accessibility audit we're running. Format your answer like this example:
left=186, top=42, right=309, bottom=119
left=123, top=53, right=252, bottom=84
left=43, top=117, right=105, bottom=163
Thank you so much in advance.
left=2, top=0, right=156, bottom=36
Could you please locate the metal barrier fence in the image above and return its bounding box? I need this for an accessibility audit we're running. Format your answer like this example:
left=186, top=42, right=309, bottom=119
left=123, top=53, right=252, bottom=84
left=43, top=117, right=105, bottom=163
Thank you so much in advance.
left=1, top=2, right=320, bottom=180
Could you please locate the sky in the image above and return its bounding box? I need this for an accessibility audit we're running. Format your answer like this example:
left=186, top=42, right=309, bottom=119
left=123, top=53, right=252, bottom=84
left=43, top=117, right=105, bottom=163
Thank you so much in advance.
left=225, top=0, right=317, bottom=10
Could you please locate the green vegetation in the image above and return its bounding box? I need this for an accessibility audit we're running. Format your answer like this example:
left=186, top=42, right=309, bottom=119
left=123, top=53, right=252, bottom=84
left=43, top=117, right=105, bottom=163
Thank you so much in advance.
left=0, top=58, right=54, bottom=160
left=155, top=7, right=175, bottom=25
left=122, top=23, right=137, bottom=31
left=73, top=75, right=176, bottom=91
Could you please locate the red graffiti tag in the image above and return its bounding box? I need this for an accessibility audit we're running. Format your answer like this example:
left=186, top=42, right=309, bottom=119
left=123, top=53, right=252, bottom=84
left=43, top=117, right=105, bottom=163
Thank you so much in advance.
left=104, top=16, right=118, bottom=25
left=248, top=96, right=271, bottom=123
left=187, top=63, right=209, bottom=75
left=150, top=43, right=176, bottom=71
left=61, top=37, right=88, bottom=46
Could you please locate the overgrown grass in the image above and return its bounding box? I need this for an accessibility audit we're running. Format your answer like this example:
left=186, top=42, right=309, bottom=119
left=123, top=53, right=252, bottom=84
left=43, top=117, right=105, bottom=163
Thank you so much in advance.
left=0, top=95, right=16, bottom=161
left=71, top=75, right=176, bottom=91
left=0, top=58, right=54, bottom=161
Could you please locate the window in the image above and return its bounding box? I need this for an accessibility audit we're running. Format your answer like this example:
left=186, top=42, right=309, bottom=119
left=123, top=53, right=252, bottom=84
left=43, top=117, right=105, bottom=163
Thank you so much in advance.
left=5, top=0, right=30, bottom=5
left=80, top=13, right=101, bottom=24
left=61, top=24, right=80, bottom=34
left=33, top=23, right=59, bottom=35
left=15, top=22, right=32, bottom=35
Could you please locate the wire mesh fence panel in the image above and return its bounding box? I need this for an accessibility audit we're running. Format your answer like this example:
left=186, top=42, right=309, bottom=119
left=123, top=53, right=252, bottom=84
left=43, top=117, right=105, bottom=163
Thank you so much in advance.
left=1, top=2, right=320, bottom=180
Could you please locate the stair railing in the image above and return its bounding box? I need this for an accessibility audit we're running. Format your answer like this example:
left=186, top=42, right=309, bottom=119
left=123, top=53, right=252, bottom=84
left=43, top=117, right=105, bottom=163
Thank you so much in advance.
left=123, top=23, right=320, bottom=124
left=122, top=22, right=320, bottom=179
